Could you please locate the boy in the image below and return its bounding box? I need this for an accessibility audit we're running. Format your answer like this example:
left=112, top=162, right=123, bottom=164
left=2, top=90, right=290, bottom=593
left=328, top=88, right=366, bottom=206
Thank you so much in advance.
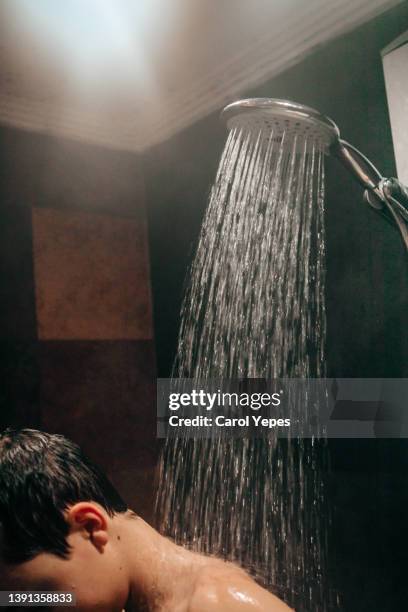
left=0, top=428, right=291, bottom=611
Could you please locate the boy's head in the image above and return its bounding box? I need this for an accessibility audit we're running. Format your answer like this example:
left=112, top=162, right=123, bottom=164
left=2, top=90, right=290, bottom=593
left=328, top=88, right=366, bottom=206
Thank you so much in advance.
left=0, top=429, right=130, bottom=610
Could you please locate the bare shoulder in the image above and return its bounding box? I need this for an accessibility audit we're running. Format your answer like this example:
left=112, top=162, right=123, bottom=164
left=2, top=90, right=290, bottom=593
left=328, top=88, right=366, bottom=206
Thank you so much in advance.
left=189, top=560, right=293, bottom=612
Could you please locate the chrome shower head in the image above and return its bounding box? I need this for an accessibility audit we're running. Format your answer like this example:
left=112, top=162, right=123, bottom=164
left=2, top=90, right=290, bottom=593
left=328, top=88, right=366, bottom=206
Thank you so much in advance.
left=221, top=98, right=408, bottom=252
left=221, top=98, right=340, bottom=152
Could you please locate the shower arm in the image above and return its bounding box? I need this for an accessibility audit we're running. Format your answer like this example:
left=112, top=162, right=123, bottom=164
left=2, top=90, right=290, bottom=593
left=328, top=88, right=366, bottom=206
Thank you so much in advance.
left=332, top=140, right=408, bottom=251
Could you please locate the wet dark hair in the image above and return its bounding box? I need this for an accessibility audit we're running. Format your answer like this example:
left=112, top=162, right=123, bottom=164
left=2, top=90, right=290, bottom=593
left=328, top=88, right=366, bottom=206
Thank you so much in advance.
left=0, top=428, right=127, bottom=563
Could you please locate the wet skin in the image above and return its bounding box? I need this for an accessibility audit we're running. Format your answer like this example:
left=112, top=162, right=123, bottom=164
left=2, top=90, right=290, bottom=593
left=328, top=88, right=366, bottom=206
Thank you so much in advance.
left=0, top=505, right=292, bottom=611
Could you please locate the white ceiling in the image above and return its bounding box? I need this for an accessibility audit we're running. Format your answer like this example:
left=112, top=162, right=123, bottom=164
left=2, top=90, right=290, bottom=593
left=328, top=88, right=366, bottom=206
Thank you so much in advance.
left=0, top=0, right=402, bottom=152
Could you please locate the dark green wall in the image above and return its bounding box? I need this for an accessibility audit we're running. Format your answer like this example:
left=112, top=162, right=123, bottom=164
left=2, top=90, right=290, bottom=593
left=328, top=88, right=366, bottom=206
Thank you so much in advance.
left=144, top=5, right=408, bottom=610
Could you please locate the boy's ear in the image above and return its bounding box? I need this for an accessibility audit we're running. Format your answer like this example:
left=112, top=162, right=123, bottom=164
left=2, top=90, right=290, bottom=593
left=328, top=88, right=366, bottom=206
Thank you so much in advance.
left=66, top=502, right=109, bottom=552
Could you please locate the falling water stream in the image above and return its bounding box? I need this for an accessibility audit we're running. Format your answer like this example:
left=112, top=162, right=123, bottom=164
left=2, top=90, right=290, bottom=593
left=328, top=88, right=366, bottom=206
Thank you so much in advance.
left=157, top=126, right=335, bottom=610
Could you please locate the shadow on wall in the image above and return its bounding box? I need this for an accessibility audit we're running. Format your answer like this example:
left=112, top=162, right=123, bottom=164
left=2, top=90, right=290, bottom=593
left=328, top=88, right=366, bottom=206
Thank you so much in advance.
left=0, top=127, right=158, bottom=522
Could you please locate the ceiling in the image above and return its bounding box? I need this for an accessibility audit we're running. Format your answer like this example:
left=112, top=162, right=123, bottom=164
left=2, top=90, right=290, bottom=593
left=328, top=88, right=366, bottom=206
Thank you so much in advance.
left=0, top=0, right=402, bottom=152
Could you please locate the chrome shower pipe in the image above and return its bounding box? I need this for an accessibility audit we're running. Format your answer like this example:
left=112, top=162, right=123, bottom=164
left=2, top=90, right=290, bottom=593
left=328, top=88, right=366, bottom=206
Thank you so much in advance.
left=222, top=98, right=408, bottom=252
left=332, top=139, right=408, bottom=250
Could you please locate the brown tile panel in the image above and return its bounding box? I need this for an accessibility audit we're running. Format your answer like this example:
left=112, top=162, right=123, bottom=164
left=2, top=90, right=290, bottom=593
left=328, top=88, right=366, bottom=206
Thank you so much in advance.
left=32, top=207, right=153, bottom=340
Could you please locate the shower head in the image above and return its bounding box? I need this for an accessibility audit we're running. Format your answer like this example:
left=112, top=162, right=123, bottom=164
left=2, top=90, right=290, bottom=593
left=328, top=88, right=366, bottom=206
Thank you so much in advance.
left=221, top=98, right=381, bottom=193
left=221, top=98, right=340, bottom=152
left=221, top=98, right=408, bottom=252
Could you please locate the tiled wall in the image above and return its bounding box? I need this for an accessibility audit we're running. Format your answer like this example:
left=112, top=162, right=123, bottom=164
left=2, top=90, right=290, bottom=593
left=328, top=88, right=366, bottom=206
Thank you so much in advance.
left=0, top=126, right=157, bottom=521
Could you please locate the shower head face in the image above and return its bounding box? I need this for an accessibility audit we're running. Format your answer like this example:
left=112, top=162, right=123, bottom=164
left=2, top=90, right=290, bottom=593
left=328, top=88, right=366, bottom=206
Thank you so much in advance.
left=221, top=98, right=340, bottom=153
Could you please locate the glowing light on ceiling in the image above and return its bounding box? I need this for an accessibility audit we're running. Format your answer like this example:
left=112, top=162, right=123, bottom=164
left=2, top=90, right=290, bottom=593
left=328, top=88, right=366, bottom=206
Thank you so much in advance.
left=11, top=0, right=166, bottom=87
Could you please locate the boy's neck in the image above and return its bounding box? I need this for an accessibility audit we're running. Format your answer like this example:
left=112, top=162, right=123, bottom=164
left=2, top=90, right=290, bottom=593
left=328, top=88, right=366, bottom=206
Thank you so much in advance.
left=119, top=513, right=197, bottom=610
